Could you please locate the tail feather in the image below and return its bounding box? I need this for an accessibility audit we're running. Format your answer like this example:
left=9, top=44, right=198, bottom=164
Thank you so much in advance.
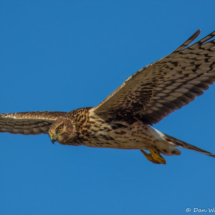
left=162, top=133, right=215, bottom=158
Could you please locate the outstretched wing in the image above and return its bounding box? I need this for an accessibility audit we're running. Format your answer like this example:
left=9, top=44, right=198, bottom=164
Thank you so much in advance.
left=93, top=30, right=215, bottom=125
left=0, top=111, right=67, bottom=135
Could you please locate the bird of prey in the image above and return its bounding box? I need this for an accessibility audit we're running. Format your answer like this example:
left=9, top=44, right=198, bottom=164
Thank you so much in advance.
left=1, top=29, right=215, bottom=164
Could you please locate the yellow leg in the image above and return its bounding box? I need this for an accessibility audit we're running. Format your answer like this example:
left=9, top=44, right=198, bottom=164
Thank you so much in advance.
left=148, top=148, right=166, bottom=164
left=140, top=150, right=161, bottom=164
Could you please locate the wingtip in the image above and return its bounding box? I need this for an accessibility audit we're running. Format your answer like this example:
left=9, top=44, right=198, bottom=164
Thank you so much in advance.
left=194, top=29, right=201, bottom=38
left=186, top=29, right=201, bottom=43
left=173, top=29, right=201, bottom=52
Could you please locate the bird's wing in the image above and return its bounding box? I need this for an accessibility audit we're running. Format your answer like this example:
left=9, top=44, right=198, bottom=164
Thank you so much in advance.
left=0, top=111, right=67, bottom=135
left=92, top=30, right=215, bottom=125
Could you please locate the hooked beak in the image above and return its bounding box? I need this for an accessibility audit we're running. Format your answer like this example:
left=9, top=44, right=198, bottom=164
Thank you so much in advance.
left=50, top=133, right=57, bottom=144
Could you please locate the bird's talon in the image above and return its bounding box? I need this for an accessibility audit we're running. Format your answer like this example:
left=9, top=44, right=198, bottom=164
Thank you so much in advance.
left=140, top=149, right=161, bottom=164
left=148, top=148, right=166, bottom=164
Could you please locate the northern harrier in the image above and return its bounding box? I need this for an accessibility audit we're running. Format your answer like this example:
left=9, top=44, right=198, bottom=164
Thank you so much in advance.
left=1, top=30, right=215, bottom=164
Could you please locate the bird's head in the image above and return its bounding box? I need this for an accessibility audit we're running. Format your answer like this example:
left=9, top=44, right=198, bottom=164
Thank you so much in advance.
left=48, top=117, right=76, bottom=145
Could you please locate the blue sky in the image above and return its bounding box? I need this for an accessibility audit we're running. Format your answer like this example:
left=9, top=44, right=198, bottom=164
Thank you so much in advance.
left=1, top=1, right=215, bottom=215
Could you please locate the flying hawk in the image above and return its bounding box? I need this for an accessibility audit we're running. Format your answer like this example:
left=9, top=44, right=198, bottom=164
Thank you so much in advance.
left=1, top=29, right=215, bottom=164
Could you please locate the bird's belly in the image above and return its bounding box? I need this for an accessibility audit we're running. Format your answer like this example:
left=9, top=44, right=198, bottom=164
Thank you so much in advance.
left=84, top=121, right=156, bottom=149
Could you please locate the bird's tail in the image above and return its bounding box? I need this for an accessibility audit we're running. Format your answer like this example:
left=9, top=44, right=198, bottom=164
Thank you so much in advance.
left=162, top=133, right=215, bottom=158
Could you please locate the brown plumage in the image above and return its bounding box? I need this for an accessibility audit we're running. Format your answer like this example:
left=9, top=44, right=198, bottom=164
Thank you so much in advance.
left=1, top=29, right=215, bottom=164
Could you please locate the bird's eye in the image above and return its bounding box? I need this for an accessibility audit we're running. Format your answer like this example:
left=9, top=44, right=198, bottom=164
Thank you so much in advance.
left=58, top=125, right=63, bottom=131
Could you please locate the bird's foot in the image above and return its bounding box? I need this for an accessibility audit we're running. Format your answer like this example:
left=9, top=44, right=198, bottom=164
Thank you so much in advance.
left=140, top=149, right=161, bottom=164
left=148, top=148, right=166, bottom=164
